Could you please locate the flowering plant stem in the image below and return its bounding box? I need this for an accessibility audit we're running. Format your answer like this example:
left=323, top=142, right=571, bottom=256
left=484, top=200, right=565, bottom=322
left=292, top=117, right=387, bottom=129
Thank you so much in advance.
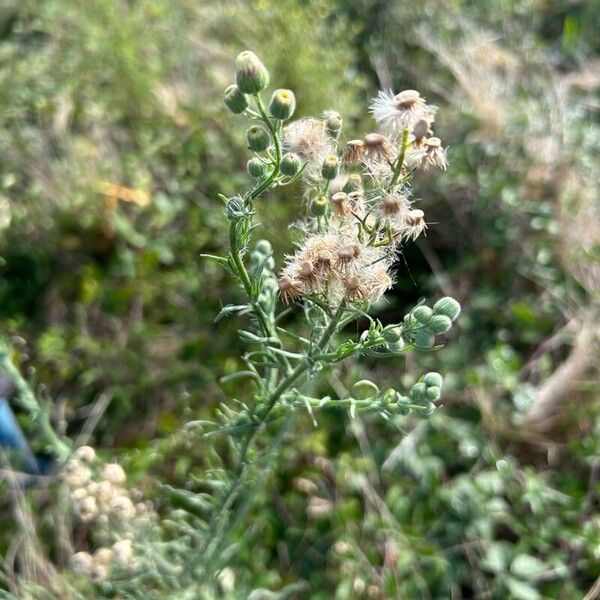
left=191, top=52, right=461, bottom=592
left=200, top=301, right=347, bottom=577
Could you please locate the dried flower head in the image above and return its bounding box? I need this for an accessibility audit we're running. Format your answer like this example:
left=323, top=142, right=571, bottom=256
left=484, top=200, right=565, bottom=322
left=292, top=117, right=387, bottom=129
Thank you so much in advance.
left=94, top=548, right=114, bottom=566
left=362, top=133, right=392, bottom=162
left=380, top=193, right=410, bottom=218
left=277, top=273, right=303, bottom=304
left=297, top=261, right=318, bottom=290
left=411, top=118, right=431, bottom=143
left=77, top=496, right=99, bottom=522
left=75, top=445, right=96, bottom=464
left=110, top=495, right=136, bottom=519
left=330, top=191, right=352, bottom=216
left=347, top=191, right=365, bottom=215
left=369, top=89, right=436, bottom=137
left=403, top=209, right=427, bottom=240
left=342, top=139, right=365, bottom=164
left=343, top=275, right=368, bottom=301
left=336, top=244, right=361, bottom=269
left=422, top=137, right=448, bottom=170
left=112, top=539, right=134, bottom=569
left=63, top=461, right=92, bottom=488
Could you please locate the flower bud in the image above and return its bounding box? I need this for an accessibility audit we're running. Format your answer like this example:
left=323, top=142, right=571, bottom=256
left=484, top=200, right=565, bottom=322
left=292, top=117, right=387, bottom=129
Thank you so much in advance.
left=410, top=382, right=427, bottom=401
left=413, top=329, right=435, bottom=350
left=321, top=155, right=339, bottom=180
left=423, top=372, right=443, bottom=388
left=311, top=195, right=328, bottom=216
left=247, top=157, right=267, bottom=178
left=246, top=125, right=270, bottom=152
left=325, top=111, right=343, bottom=138
left=269, top=89, right=296, bottom=120
left=429, top=314, right=452, bottom=334
left=343, top=174, right=362, bottom=193
left=425, top=386, right=441, bottom=402
left=433, top=297, right=461, bottom=321
left=396, top=394, right=411, bottom=415
left=382, top=326, right=402, bottom=344
left=225, top=196, right=248, bottom=222
left=223, top=84, right=248, bottom=114
left=415, top=401, right=435, bottom=417
left=280, top=152, right=301, bottom=177
left=255, top=239, right=272, bottom=256
left=235, top=51, right=269, bottom=94
left=387, top=342, right=405, bottom=354
left=412, top=305, right=433, bottom=324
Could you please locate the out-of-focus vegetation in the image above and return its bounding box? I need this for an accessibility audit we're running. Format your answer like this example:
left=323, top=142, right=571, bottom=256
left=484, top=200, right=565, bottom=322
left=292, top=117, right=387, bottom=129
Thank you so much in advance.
left=0, top=0, right=598, bottom=598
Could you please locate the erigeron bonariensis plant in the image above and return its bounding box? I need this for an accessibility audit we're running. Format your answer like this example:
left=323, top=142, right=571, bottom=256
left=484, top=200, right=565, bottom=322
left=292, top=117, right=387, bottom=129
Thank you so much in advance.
left=190, top=50, right=460, bottom=583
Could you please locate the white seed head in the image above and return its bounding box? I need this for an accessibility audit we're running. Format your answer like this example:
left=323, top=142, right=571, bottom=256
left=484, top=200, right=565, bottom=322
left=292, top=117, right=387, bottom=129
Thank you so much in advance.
left=110, top=495, right=136, bottom=519
left=94, top=547, right=114, bottom=566
left=77, top=496, right=98, bottom=522
left=74, top=445, right=96, bottom=464
left=68, top=551, right=94, bottom=576
left=102, top=463, right=127, bottom=485
left=63, top=462, right=92, bottom=488
left=112, top=539, right=134, bottom=568
left=369, top=89, right=437, bottom=138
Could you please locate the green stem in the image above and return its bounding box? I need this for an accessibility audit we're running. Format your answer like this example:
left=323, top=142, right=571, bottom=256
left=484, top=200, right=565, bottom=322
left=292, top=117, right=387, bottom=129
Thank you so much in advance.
left=388, top=128, right=410, bottom=190
left=228, top=220, right=289, bottom=374
left=247, top=94, right=282, bottom=201
left=200, top=302, right=347, bottom=572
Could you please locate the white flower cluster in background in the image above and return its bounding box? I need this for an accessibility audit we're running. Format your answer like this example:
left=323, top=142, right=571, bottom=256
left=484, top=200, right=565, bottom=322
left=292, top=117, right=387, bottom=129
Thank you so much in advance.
left=62, top=446, right=154, bottom=581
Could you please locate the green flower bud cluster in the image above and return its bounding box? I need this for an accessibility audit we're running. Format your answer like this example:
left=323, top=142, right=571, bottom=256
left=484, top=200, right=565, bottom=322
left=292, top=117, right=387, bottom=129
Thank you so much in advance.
left=402, top=297, right=461, bottom=350
left=382, top=325, right=405, bottom=354
left=408, top=372, right=443, bottom=416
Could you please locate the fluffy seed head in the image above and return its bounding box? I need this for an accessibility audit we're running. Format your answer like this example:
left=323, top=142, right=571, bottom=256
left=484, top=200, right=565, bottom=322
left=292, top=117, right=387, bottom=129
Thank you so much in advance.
left=369, top=89, right=437, bottom=137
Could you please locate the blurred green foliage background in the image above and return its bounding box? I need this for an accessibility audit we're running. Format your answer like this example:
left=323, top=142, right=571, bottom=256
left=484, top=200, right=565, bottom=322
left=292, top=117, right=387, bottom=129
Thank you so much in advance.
left=0, top=0, right=598, bottom=598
